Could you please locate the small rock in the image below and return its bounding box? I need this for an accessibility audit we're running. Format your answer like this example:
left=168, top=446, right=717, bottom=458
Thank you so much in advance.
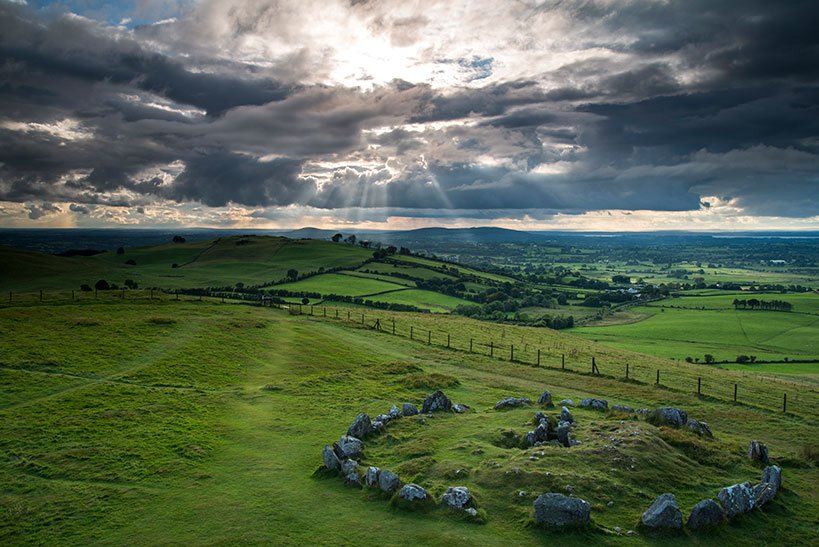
left=374, top=413, right=392, bottom=425
left=646, top=407, right=688, bottom=428
left=495, top=396, right=532, bottom=410
left=607, top=501, right=614, bottom=507
left=341, top=459, right=358, bottom=476
left=389, top=405, right=401, bottom=418
left=580, top=398, right=608, bottom=410
left=422, top=390, right=452, bottom=413
left=611, top=404, right=635, bottom=413
left=399, top=483, right=430, bottom=503
left=378, top=469, right=400, bottom=492
left=370, top=420, right=385, bottom=435
left=614, top=526, right=621, bottom=533
left=685, top=419, right=713, bottom=437
left=537, top=389, right=553, bottom=406
left=717, top=482, right=755, bottom=518
left=465, top=507, right=478, bottom=517
left=402, top=403, right=419, bottom=416
left=365, top=466, right=380, bottom=488
left=453, top=403, right=470, bottom=413
left=560, top=406, right=574, bottom=423
left=686, top=499, right=724, bottom=530
left=337, top=435, right=363, bottom=459
left=641, top=493, right=683, bottom=530
left=441, top=486, right=472, bottom=509
left=347, top=413, right=373, bottom=439
left=560, top=399, right=574, bottom=407
left=533, top=493, right=591, bottom=528
left=345, top=472, right=361, bottom=487
left=748, top=440, right=769, bottom=464
left=322, top=444, right=340, bottom=470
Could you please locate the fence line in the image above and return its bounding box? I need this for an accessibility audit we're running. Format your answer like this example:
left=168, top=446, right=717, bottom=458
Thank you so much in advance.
left=2, top=289, right=816, bottom=418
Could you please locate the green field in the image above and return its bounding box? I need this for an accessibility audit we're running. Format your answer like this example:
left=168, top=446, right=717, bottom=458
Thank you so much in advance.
left=270, top=272, right=406, bottom=298
left=572, top=305, right=819, bottom=364
left=362, top=289, right=473, bottom=313
left=1, top=300, right=817, bottom=545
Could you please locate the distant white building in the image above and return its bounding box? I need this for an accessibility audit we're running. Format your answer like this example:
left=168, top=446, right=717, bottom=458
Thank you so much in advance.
left=769, top=259, right=787, bottom=265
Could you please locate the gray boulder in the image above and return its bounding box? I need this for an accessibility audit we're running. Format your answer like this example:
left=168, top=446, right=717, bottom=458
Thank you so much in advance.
left=347, top=413, right=373, bottom=439
left=342, top=459, right=360, bottom=486
left=338, top=435, right=363, bottom=460
left=580, top=398, right=608, bottom=410
left=399, top=483, right=430, bottom=503
left=402, top=403, right=419, bottom=416
left=537, top=389, right=553, bottom=406
left=611, top=404, right=635, bottom=413
left=322, top=444, right=340, bottom=470
left=495, top=396, right=532, bottom=410
left=754, top=465, right=782, bottom=507
left=560, top=399, right=574, bottom=407
left=365, top=466, right=380, bottom=488
left=646, top=407, right=688, bottom=428
left=453, top=403, right=470, bottom=413
left=748, top=440, right=769, bottom=464
left=370, top=420, right=385, bottom=435
left=389, top=405, right=401, bottom=418
left=557, top=421, right=571, bottom=448
left=686, top=419, right=713, bottom=437
left=422, top=390, right=452, bottom=413
left=441, top=486, right=472, bottom=509
left=641, top=493, right=683, bottom=530
left=533, top=493, right=591, bottom=528
left=526, top=422, right=550, bottom=446
left=560, top=406, right=573, bottom=423
left=718, top=482, right=755, bottom=518
left=686, top=499, right=724, bottom=530
left=379, top=469, right=401, bottom=492
left=374, top=413, right=392, bottom=425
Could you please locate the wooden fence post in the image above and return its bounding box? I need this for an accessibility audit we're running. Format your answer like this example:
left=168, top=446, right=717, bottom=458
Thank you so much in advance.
left=537, top=349, right=540, bottom=366
left=392, top=319, right=395, bottom=334
left=656, top=369, right=660, bottom=385
left=360, top=313, right=364, bottom=324
left=490, top=341, right=494, bottom=357
left=697, top=377, right=701, bottom=397
left=783, top=393, right=787, bottom=412
left=626, top=363, right=629, bottom=380
left=428, top=330, right=431, bottom=345
left=447, top=334, right=450, bottom=348
left=323, top=307, right=327, bottom=317
left=347, top=311, right=351, bottom=321
left=592, top=356, right=596, bottom=374
left=561, top=354, right=565, bottom=370
left=71, top=290, right=75, bottom=300
left=734, top=383, right=737, bottom=402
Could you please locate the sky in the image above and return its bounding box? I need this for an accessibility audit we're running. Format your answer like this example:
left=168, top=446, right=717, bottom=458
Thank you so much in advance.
left=0, top=0, right=817, bottom=231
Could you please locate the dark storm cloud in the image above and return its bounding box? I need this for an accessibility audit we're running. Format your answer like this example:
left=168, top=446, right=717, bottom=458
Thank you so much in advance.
left=0, top=0, right=818, bottom=221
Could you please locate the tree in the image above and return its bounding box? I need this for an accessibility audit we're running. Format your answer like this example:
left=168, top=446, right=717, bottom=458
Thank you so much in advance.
left=301, top=297, right=309, bottom=305
left=736, top=355, right=750, bottom=364
left=94, top=279, right=110, bottom=291
left=331, top=233, right=343, bottom=242
left=172, top=235, right=186, bottom=243
left=116, top=247, right=125, bottom=255
left=612, top=274, right=630, bottom=284
left=703, top=354, right=715, bottom=364
left=124, top=279, right=138, bottom=289
left=287, top=268, right=299, bottom=280
left=80, top=284, right=92, bottom=292
left=344, top=234, right=357, bottom=245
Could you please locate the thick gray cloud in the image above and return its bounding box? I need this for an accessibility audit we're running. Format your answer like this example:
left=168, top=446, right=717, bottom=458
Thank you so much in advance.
left=0, top=0, right=817, bottom=225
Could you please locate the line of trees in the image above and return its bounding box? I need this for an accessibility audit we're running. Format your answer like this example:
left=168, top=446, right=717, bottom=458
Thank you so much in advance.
left=732, top=298, right=793, bottom=311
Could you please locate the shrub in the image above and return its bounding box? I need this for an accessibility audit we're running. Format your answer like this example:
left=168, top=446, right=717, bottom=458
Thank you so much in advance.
left=125, top=259, right=137, bottom=265
left=171, top=263, right=179, bottom=268
left=736, top=355, right=751, bottom=364
left=116, top=247, right=125, bottom=255
left=703, top=354, right=715, bottom=364
left=124, top=279, right=138, bottom=289
left=80, top=284, right=92, bottom=292
left=147, top=316, right=177, bottom=325
left=172, top=235, right=186, bottom=243
left=94, top=279, right=110, bottom=291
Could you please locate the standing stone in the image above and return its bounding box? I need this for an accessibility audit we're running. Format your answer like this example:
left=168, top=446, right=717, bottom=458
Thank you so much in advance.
left=557, top=421, right=572, bottom=448
left=560, top=406, right=574, bottom=423
left=611, top=404, right=635, bottom=413
left=646, top=407, right=688, bottom=428
left=337, top=435, right=363, bottom=459
left=365, top=466, right=381, bottom=488
left=378, top=469, right=401, bottom=492
left=686, top=499, right=724, bottom=530
left=453, top=403, right=470, bottom=413
left=322, top=444, right=340, bottom=470
left=441, top=486, right=472, bottom=509
left=494, top=396, right=532, bottom=409
left=753, top=465, right=782, bottom=506
left=347, top=413, right=372, bottom=439
left=560, top=399, right=574, bottom=407
left=342, top=459, right=360, bottom=487
left=389, top=405, right=401, bottom=418
left=718, top=482, right=755, bottom=518
left=641, top=493, right=683, bottom=530
left=402, top=403, right=419, bottom=416
left=398, top=484, right=430, bottom=503
left=422, top=390, right=452, bottom=413
left=537, top=389, right=553, bottom=406
left=533, top=493, right=591, bottom=528
left=580, top=398, right=608, bottom=410
left=748, top=440, right=769, bottom=464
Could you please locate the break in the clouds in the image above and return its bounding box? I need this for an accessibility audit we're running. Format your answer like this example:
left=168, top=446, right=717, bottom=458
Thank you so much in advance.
left=0, top=0, right=817, bottom=230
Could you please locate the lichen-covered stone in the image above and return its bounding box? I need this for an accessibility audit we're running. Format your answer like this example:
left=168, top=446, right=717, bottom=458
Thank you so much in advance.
left=421, top=390, right=452, bottom=413
left=718, top=482, right=755, bottom=518
left=641, top=493, right=683, bottom=530
left=441, top=486, right=472, bottom=509
left=347, top=413, right=372, bottom=439
left=579, top=398, right=608, bottom=410
left=533, top=493, right=591, bottom=528
left=686, top=499, right=724, bottom=530
left=537, top=389, right=553, bottom=406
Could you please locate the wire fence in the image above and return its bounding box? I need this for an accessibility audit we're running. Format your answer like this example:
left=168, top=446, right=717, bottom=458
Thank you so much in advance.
left=2, top=289, right=816, bottom=419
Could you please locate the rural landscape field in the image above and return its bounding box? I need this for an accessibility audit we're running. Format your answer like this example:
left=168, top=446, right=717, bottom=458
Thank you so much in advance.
left=2, top=1, right=819, bottom=545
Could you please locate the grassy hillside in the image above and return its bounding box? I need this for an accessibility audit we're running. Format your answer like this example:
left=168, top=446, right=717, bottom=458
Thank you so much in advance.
left=0, top=299, right=816, bottom=545
left=0, top=236, right=373, bottom=292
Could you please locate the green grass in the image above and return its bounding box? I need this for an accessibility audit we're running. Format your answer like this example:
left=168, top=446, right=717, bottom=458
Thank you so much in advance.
left=653, top=292, right=819, bottom=314
left=571, top=306, right=819, bottom=364
left=358, top=262, right=458, bottom=281
left=1, top=300, right=817, bottom=545
left=271, top=272, right=407, bottom=298
left=393, top=255, right=516, bottom=283
left=363, top=289, right=474, bottom=313
left=0, top=236, right=373, bottom=292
